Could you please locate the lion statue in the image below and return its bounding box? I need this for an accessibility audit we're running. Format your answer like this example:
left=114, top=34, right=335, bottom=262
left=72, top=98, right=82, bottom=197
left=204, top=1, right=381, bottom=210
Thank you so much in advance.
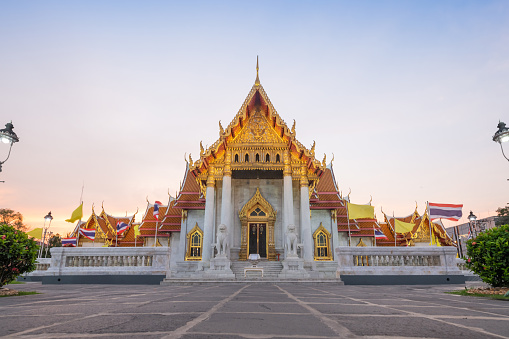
left=285, top=224, right=298, bottom=257
left=216, top=224, right=229, bottom=257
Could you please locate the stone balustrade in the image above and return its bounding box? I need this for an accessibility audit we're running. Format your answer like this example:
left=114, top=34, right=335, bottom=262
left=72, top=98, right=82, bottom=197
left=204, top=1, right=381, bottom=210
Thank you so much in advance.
left=44, top=247, right=171, bottom=276
left=336, top=246, right=462, bottom=276
left=35, top=258, right=51, bottom=271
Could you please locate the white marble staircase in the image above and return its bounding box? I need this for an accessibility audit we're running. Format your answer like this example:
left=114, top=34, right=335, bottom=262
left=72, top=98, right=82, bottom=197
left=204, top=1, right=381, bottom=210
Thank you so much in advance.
left=231, top=260, right=283, bottom=280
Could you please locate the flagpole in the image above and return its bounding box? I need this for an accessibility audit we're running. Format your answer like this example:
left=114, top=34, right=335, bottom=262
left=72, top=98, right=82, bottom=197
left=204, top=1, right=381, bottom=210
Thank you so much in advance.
left=154, top=219, right=158, bottom=247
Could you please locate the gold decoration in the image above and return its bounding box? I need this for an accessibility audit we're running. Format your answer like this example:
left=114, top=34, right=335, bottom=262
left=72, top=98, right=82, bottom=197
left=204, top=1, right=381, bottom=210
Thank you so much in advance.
left=219, top=121, right=224, bottom=136
left=322, top=154, right=326, bottom=168
left=189, top=153, right=193, bottom=166
left=291, top=119, right=296, bottom=135
left=185, top=223, right=203, bottom=261
left=200, top=141, right=204, bottom=156
left=310, top=141, right=315, bottom=156
left=313, top=223, right=333, bottom=261
left=255, top=56, right=260, bottom=87
left=356, top=239, right=367, bottom=247
left=238, top=188, right=277, bottom=260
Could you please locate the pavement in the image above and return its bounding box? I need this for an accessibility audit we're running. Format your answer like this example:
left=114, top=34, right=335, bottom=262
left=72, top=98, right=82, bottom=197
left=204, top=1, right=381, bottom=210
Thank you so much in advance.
left=0, top=282, right=508, bottom=338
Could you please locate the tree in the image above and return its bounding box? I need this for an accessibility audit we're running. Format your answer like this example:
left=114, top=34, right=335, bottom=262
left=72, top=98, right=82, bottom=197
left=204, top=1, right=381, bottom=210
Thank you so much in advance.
left=0, top=223, right=38, bottom=287
left=0, top=209, right=27, bottom=232
left=465, top=224, right=509, bottom=287
left=495, top=206, right=509, bottom=227
left=42, top=234, right=62, bottom=258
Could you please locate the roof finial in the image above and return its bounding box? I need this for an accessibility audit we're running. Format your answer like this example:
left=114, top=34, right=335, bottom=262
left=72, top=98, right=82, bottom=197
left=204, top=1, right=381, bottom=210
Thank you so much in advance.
left=255, top=56, right=260, bottom=87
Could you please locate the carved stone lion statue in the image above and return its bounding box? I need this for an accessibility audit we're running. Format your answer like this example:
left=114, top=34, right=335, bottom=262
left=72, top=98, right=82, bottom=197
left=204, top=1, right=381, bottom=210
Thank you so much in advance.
left=216, top=224, right=229, bottom=257
left=285, top=224, right=298, bottom=257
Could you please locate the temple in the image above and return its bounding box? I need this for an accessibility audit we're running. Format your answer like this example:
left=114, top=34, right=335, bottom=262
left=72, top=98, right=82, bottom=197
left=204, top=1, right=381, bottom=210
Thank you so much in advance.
left=69, top=60, right=455, bottom=280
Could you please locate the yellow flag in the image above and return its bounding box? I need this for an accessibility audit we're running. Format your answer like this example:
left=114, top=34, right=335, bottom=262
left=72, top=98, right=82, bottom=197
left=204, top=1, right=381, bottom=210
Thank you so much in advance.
left=65, top=203, right=83, bottom=223
left=394, top=219, right=414, bottom=233
left=26, top=228, right=43, bottom=239
left=347, top=203, right=375, bottom=220
left=134, top=225, right=141, bottom=237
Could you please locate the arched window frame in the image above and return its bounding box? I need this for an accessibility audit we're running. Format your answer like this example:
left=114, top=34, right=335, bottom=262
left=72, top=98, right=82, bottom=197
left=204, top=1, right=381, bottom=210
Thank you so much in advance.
left=255, top=153, right=260, bottom=162
left=265, top=153, right=270, bottom=162
left=245, top=153, right=249, bottom=162
left=276, top=154, right=281, bottom=163
left=185, top=223, right=203, bottom=261
left=234, top=153, right=239, bottom=163
left=313, top=223, right=333, bottom=261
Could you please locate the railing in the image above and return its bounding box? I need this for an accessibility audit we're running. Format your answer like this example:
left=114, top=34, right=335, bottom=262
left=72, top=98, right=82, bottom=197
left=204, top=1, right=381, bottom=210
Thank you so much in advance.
left=353, top=254, right=441, bottom=267
left=44, top=247, right=170, bottom=276
left=336, top=246, right=462, bottom=275
left=35, top=258, right=51, bottom=271
left=65, top=255, right=153, bottom=267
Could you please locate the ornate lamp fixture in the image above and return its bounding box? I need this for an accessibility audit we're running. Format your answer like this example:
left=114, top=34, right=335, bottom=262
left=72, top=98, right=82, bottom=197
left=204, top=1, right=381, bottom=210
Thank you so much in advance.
left=493, top=121, right=509, bottom=161
left=0, top=121, right=20, bottom=173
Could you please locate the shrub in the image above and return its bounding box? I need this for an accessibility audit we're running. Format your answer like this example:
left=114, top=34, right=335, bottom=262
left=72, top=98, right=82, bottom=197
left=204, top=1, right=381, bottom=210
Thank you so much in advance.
left=466, top=224, right=509, bottom=287
left=0, top=223, right=38, bottom=287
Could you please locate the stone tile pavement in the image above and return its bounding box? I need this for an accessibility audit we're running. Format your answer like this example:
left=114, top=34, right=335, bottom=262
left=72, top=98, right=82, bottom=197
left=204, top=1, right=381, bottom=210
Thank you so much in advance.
left=1, top=282, right=508, bottom=338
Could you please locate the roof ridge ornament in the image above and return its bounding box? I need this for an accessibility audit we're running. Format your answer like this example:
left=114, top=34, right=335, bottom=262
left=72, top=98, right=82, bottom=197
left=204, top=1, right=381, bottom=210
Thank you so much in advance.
left=255, top=56, right=260, bottom=87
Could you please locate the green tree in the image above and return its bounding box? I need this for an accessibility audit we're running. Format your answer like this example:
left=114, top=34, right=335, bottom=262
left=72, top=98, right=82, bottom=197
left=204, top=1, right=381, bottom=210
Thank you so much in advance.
left=42, top=234, right=61, bottom=258
left=0, top=208, right=27, bottom=232
left=465, top=224, right=509, bottom=287
left=0, top=223, right=38, bottom=287
left=495, top=206, right=509, bottom=227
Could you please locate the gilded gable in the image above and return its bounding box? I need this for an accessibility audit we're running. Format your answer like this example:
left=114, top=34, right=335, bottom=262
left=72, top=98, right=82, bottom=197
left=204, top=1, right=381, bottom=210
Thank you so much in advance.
left=230, top=110, right=285, bottom=146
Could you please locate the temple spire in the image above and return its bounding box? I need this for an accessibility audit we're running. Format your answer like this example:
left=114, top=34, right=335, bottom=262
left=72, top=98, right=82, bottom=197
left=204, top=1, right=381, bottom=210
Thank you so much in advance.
left=255, top=56, right=260, bottom=87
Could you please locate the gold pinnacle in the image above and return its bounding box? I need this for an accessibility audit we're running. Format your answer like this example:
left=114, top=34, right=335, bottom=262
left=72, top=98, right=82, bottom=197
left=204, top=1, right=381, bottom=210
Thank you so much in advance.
left=255, top=56, right=260, bottom=87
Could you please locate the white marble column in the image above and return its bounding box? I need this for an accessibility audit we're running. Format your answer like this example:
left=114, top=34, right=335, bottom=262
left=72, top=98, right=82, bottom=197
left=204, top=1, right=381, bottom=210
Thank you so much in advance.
left=331, top=210, right=340, bottom=260
left=283, top=150, right=294, bottom=228
left=201, top=169, right=215, bottom=263
left=300, top=165, right=313, bottom=262
left=220, top=149, right=232, bottom=252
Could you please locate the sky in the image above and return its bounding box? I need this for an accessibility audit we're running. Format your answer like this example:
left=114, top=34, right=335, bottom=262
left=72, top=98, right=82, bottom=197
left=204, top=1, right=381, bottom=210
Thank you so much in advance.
left=0, top=1, right=508, bottom=236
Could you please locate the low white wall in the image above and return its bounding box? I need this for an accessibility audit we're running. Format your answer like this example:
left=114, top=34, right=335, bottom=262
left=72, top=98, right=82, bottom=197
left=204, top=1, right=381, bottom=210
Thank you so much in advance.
left=335, top=246, right=462, bottom=275
left=44, top=247, right=171, bottom=276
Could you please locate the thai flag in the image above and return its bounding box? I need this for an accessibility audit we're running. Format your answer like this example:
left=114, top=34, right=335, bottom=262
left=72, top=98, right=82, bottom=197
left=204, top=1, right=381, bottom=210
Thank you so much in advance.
left=428, top=202, right=463, bottom=221
left=79, top=228, right=95, bottom=241
left=153, top=201, right=162, bottom=220
left=116, top=221, right=129, bottom=235
left=374, top=229, right=388, bottom=239
left=62, top=237, right=77, bottom=247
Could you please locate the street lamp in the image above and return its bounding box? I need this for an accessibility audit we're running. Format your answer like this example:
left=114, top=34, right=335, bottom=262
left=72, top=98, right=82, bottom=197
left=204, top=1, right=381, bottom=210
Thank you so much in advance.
left=38, top=212, right=53, bottom=258
left=468, top=211, right=477, bottom=238
left=0, top=121, right=20, bottom=173
left=492, top=121, right=509, bottom=161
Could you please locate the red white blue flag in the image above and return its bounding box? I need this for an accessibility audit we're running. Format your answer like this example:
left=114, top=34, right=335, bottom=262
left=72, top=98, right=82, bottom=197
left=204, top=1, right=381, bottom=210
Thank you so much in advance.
left=428, top=202, right=463, bottom=221
left=62, top=237, right=77, bottom=247
left=79, top=228, right=96, bottom=241
left=116, top=221, right=129, bottom=235
left=153, top=201, right=162, bottom=220
left=374, top=229, right=388, bottom=239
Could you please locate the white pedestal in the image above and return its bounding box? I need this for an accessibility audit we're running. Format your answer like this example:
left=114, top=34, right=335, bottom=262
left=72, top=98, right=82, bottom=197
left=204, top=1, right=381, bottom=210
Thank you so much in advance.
left=279, top=257, right=310, bottom=279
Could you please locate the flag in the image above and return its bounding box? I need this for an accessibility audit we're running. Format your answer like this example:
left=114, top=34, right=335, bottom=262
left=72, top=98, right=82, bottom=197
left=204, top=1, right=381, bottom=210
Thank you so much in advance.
left=65, top=203, right=83, bottom=223
left=26, top=228, right=43, bottom=239
left=116, top=221, right=129, bottom=235
left=428, top=202, right=463, bottom=221
left=62, top=237, right=77, bottom=247
left=134, top=225, right=141, bottom=237
left=394, top=219, right=414, bottom=233
left=79, top=228, right=95, bottom=241
left=153, top=201, right=162, bottom=220
left=374, top=229, right=388, bottom=239
left=347, top=203, right=375, bottom=220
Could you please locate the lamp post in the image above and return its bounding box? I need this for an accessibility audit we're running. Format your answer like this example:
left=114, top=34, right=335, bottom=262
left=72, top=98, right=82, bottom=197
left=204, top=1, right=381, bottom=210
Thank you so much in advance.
left=492, top=121, right=509, bottom=162
left=468, top=211, right=477, bottom=238
left=0, top=121, right=20, bottom=175
left=38, top=212, right=53, bottom=258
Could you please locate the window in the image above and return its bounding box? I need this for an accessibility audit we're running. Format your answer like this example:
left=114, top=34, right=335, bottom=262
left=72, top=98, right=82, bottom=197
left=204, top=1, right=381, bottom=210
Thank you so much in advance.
left=276, top=154, right=281, bottom=163
left=313, top=223, right=332, bottom=261
left=234, top=154, right=239, bottom=163
left=245, top=154, right=249, bottom=162
left=250, top=207, right=266, bottom=217
left=185, top=223, right=203, bottom=261
left=256, top=153, right=260, bottom=162
left=266, top=153, right=270, bottom=162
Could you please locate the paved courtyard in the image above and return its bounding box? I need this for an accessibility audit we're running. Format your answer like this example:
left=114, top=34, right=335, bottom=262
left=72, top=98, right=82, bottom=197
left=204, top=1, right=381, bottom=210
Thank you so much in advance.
left=1, top=282, right=508, bottom=338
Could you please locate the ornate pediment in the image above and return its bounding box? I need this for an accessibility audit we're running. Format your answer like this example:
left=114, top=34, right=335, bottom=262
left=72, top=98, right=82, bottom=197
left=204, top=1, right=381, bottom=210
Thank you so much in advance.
left=239, top=188, right=277, bottom=220
left=231, top=110, right=285, bottom=146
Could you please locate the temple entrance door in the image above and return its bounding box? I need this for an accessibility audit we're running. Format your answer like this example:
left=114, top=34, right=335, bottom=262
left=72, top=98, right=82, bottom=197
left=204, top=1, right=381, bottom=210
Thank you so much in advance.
left=248, top=223, right=267, bottom=258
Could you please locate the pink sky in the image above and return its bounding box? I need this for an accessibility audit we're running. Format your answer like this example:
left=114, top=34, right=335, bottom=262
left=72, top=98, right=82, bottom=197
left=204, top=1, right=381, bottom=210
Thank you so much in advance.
left=1, top=1, right=508, bottom=236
